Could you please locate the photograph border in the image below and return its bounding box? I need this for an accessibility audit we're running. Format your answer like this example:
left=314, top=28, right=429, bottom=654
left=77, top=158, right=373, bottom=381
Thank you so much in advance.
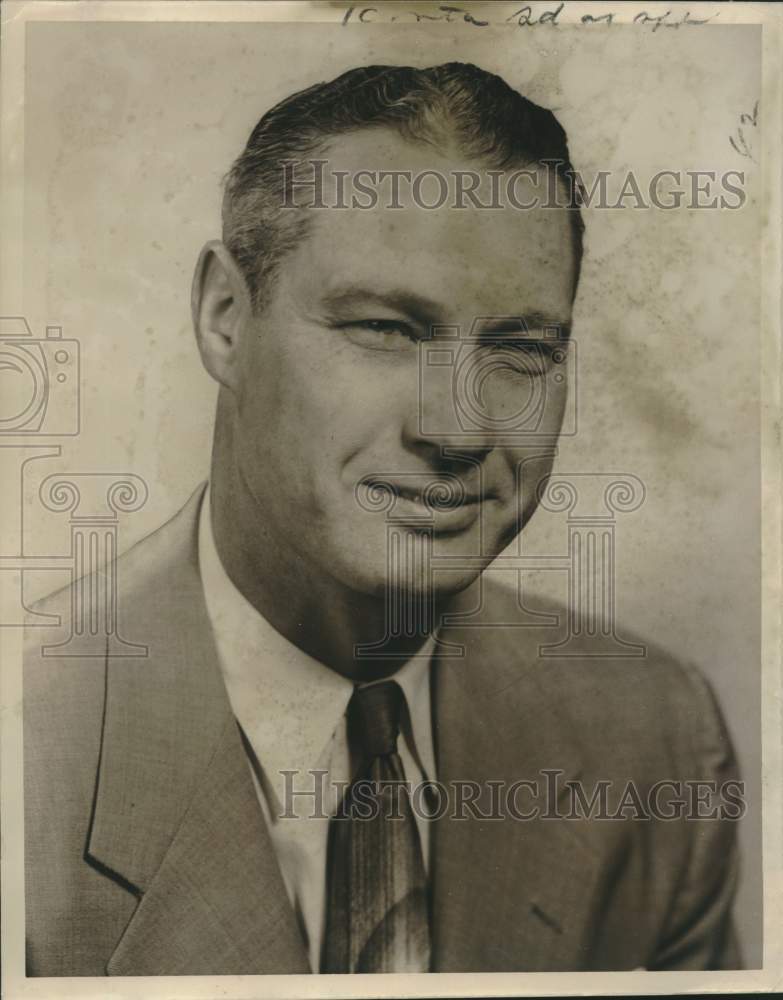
left=1, top=2, right=780, bottom=997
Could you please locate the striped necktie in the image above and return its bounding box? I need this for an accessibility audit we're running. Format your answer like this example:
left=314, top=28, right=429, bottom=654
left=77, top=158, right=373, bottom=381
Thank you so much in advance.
left=321, top=680, right=431, bottom=973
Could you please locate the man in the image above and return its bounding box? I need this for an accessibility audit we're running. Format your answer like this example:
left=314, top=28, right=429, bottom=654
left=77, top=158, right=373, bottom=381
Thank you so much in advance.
left=24, top=62, right=740, bottom=976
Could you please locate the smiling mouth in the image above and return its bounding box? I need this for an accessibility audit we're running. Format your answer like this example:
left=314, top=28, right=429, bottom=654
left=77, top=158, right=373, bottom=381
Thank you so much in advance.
left=362, top=477, right=487, bottom=509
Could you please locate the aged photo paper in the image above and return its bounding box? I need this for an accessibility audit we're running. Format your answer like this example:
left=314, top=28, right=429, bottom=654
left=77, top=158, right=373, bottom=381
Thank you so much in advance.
left=1, top=1, right=781, bottom=997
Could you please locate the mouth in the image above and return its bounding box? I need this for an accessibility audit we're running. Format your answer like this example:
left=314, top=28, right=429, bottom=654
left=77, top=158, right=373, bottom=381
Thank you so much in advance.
left=360, top=476, right=492, bottom=532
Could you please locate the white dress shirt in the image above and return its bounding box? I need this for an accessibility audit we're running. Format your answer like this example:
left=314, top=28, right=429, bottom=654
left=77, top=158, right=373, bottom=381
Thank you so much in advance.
left=198, top=489, right=437, bottom=972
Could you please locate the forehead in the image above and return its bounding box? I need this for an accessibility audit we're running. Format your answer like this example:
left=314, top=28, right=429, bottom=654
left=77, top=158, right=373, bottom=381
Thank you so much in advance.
left=283, top=128, right=576, bottom=323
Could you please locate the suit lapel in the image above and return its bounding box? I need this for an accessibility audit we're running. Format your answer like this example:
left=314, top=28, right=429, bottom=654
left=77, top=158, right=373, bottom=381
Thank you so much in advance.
left=106, top=714, right=309, bottom=975
left=87, top=485, right=308, bottom=975
left=430, top=582, right=602, bottom=972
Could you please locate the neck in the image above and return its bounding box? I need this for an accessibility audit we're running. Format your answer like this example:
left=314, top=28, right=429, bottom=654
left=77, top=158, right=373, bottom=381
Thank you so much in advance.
left=209, top=418, right=437, bottom=682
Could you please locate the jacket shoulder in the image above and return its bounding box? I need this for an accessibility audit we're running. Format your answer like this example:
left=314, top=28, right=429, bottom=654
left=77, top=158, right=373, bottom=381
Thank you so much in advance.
left=24, top=483, right=206, bottom=786
left=23, top=486, right=205, bottom=974
left=475, top=573, right=735, bottom=776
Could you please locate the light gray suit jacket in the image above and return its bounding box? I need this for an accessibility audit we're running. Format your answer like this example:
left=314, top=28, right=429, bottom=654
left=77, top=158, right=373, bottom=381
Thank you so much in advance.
left=24, top=485, right=741, bottom=975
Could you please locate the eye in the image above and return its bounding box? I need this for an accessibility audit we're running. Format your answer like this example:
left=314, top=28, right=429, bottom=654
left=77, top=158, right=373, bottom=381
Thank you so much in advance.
left=362, top=319, right=413, bottom=336
left=340, top=319, right=418, bottom=352
left=480, top=339, right=564, bottom=378
left=486, top=338, right=538, bottom=352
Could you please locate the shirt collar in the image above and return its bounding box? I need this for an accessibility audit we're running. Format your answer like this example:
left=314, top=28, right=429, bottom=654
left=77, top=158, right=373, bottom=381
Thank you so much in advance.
left=198, top=487, right=435, bottom=788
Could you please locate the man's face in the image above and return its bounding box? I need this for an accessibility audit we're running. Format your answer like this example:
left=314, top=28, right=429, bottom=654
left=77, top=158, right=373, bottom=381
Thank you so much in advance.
left=229, top=129, right=576, bottom=598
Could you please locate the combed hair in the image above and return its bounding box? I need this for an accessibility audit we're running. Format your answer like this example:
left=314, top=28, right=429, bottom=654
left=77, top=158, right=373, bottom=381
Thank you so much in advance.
left=222, top=62, right=584, bottom=309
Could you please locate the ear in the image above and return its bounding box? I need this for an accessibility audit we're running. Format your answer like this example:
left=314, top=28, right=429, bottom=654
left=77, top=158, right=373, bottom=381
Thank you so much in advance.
left=191, top=240, right=252, bottom=390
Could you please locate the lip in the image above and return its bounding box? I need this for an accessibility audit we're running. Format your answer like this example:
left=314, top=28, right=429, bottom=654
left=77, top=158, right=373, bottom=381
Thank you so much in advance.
left=362, top=478, right=490, bottom=533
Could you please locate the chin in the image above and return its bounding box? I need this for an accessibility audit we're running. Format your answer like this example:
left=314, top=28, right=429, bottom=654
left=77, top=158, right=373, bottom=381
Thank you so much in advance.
left=324, top=547, right=403, bottom=600
left=326, top=549, right=482, bottom=604
left=431, top=562, right=491, bottom=597
left=327, top=516, right=504, bottom=600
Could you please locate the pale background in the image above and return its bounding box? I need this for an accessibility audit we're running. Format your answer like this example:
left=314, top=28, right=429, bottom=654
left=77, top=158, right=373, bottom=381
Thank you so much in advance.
left=19, top=20, right=762, bottom=963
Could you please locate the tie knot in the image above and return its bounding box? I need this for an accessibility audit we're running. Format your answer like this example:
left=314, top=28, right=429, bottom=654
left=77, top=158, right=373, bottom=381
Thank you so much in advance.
left=348, top=681, right=404, bottom=759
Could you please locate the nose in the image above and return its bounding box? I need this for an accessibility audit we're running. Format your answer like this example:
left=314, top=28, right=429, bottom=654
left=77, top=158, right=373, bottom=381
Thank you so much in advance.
left=401, top=355, right=495, bottom=467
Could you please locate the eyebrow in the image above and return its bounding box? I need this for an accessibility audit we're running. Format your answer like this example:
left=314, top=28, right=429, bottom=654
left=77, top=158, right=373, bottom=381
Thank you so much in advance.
left=474, top=313, right=571, bottom=336
left=320, top=287, right=443, bottom=324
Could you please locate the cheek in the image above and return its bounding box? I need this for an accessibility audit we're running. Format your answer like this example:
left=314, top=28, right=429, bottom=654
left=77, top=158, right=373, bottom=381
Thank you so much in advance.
left=237, top=332, right=396, bottom=484
left=503, top=447, right=559, bottom=510
left=542, top=374, right=569, bottom=429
